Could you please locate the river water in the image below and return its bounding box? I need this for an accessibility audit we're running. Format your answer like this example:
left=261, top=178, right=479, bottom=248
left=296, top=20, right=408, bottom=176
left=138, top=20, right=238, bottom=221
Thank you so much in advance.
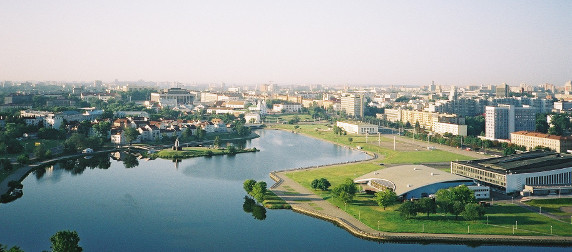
left=0, top=130, right=568, bottom=251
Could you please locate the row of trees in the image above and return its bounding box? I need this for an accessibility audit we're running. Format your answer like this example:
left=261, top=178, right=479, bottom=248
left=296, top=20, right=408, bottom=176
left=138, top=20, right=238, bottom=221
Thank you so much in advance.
left=0, top=230, right=82, bottom=252
left=396, top=185, right=485, bottom=221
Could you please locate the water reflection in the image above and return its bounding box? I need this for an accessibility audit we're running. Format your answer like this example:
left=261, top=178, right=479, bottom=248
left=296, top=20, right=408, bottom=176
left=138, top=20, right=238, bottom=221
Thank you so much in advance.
left=242, top=196, right=266, bottom=220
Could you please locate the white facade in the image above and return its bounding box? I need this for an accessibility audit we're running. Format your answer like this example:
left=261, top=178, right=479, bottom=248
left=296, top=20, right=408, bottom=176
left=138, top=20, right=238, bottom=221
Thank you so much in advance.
left=485, top=105, right=536, bottom=140
left=467, top=185, right=490, bottom=199
left=340, top=93, right=364, bottom=117
left=433, top=122, right=468, bottom=136
left=336, top=121, right=377, bottom=134
left=506, top=167, right=572, bottom=193
left=273, top=104, right=301, bottom=113
left=245, top=113, right=261, bottom=124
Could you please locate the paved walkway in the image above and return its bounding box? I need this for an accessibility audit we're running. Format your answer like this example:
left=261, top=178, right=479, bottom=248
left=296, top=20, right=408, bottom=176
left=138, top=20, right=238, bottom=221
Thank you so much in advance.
left=270, top=170, right=572, bottom=244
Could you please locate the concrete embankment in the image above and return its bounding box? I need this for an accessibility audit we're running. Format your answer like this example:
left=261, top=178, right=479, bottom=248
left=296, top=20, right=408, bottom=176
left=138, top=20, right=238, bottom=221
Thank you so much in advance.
left=269, top=171, right=572, bottom=246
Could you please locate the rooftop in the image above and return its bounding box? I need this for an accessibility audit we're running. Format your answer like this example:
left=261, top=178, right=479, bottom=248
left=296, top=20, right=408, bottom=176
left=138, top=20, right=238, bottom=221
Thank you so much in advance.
left=453, top=150, right=572, bottom=174
left=354, top=165, right=472, bottom=196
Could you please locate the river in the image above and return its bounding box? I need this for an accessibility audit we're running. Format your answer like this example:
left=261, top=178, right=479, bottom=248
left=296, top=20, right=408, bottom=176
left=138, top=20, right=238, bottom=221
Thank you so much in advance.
left=0, top=130, right=568, bottom=251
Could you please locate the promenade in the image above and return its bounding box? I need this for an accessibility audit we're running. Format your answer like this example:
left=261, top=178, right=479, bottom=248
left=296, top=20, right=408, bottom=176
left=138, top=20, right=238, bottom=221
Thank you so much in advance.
left=270, top=170, right=572, bottom=245
left=269, top=134, right=572, bottom=245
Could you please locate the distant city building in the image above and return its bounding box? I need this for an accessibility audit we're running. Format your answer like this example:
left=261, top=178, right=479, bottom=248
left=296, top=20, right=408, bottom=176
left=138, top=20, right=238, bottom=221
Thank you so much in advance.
left=340, top=93, right=364, bottom=117
left=336, top=121, right=377, bottom=134
left=4, top=94, right=33, bottom=105
left=485, top=105, right=536, bottom=140
left=510, top=131, right=572, bottom=153
left=272, top=103, right=301, bottom=113
left=151, top=88, right=195, bottom=105
left=553, top=101, right=572, bottom=112
left=496, top=83, right=509, bottom=97
left=433, top=122, right=468, bottom=136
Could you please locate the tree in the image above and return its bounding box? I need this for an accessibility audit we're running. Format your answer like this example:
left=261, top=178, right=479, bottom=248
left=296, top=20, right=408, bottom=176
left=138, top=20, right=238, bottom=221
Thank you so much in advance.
left=417, top=197, right=437, bottom=217
left=243, top=179, right=256, bottom=193
left=347, top=137, right=353, bottom=144
left=0, top=244, right=24, bottom=252
left=331, top=178, right=357, bottom=204
left=227, top=145, right=237, bottom=154
left=311, top=179, right=320, bottom=190
left=213, top=136, right=221, bottom=148
left=34, top=144, right=48, bottom=160
left=50, top=230, right=82, bottom=252
left=535, top=113, right=549, bottom=133
left=375, top=188, right=397, bottom=210
left=435, top=185, right=476, bottom=219
left=17, top=154, right=29, bottom=165
left=124, top=127, right=140, bottom=145
left=317, top=178, right=331, bottom=191
left=397, top=200, right=418, bottom=219
left=251, top=181, right=267, bottom=202
left=462, top=203, right=485, bottom=221
left=196, top=128, right=206, bottom=141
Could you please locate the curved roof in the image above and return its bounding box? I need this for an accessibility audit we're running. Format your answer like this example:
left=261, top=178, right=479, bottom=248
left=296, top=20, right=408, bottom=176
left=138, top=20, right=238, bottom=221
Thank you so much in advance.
left=354, top=164, right=472, bottom=196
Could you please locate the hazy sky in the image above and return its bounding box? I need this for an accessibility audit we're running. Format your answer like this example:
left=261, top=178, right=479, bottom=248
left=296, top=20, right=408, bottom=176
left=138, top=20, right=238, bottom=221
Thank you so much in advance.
left=1, top=1, right=571, bottom=86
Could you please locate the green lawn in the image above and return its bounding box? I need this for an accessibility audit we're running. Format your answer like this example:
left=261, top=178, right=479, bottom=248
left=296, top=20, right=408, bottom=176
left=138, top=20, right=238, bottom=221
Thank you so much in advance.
left=276, top=122, right=572, bottom=236
left=525, top=198, right=572, bottom=222
left=263, top=190, right=291, bottom=209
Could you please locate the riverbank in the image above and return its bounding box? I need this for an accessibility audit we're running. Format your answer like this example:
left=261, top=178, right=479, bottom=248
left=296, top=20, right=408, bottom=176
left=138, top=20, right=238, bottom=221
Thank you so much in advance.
left=266, top=125, right=572, bottom=245
left=269, top=171, right=572, bottom=246
left=0, top=149, right=119, bottom=198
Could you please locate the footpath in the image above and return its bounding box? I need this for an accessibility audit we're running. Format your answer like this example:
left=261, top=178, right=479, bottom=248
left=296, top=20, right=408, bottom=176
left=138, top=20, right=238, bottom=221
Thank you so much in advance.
left=270, top=170, right=572, bottom=245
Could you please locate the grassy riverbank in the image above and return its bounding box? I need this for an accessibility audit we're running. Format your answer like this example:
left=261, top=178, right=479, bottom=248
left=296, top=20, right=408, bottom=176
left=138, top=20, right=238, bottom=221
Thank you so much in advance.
left=155, top=147, right=258, bottom=159
left=276, top=122, right=572, bottom=236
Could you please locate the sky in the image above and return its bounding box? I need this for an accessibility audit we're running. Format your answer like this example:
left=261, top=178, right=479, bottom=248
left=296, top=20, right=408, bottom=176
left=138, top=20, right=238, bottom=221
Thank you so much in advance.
left=0, top=0, right=571, bottom=86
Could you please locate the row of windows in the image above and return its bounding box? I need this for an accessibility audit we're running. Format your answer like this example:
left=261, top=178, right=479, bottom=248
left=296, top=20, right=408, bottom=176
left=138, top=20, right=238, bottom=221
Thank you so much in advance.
left=525, top=172, right=572, bottom=186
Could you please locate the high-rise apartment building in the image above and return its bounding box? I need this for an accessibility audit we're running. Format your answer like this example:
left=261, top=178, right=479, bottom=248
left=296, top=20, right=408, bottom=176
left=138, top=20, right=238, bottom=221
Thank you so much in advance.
left=340, top=93, right=364, bottom=118
left=485, top=105, right=536, bottom=140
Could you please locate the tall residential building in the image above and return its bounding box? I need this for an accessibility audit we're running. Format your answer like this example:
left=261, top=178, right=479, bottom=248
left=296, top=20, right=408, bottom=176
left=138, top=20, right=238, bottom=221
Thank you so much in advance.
left=496, top=83, right=509, bottom=97
left=340, top=93, right=364, bottom=118
left=485, top=105, right=536, bottom=140
left=448, top=85, right=458, bottom=101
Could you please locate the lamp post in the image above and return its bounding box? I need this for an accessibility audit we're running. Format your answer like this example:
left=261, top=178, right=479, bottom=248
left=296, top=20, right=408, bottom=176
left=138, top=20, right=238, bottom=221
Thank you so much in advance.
left=378, top=220, right=380, bottom=230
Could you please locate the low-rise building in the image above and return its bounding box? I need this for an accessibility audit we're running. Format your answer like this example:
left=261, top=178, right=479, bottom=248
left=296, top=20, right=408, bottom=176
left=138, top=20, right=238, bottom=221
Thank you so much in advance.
left=451, top=151, right=572, bottom=194
left=510, top=131, right=572, bottom=153
left=336, top=121, right=377, bottom=134
left=273, top=103, right=302, bottom=113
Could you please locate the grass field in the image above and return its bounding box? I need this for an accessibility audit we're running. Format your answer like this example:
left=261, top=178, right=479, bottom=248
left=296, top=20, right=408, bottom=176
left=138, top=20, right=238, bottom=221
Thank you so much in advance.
left=263, top=190, right=291, bottom=209
left=277, top=122, right=572, bottom=236
left=525, top=198, right=572, bottom=222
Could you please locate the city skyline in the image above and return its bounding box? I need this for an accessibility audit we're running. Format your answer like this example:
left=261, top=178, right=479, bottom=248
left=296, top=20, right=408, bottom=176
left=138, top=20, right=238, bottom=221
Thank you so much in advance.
left=1, top=1, right=571, bottom=86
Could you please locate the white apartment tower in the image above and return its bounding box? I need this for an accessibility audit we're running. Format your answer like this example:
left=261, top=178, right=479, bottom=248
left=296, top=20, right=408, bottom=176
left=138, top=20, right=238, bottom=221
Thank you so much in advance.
left=341, top=93, right=364, bottom=118
left=485, top=105, right=536, bottom=140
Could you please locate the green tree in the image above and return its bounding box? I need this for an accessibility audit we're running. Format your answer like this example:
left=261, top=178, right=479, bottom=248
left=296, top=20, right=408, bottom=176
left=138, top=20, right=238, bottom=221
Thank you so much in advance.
left=435, top=185, right=476, bottom=219
left=251, top=181, right=267, bottom=202
left=227, top=145, right=237, bottom=154
left=311, top=178, right=320, bottom=190
left=213, top=136, right=221, bottom=148
left=347, top=137, right=353, bottom=144
left=535, top=113, right=549, bottom=133
left=124, top=127, right=140, bottom=145
left=331, top=178, right=357, bottom=204
left=317, top=178, right=331, bottom=191
left=417, top=197, right=437, bottom=217
left=17, top=154, right=29, bottom=165
left=50, top=230, right=82, bottom=252
left=462, top=203, right=485, bottom=221
left=243, top=179, right=256, bottom=193
left=196, top=128, right=206, bottom=141
left=397, top=200, right=418, bottom=219
left=34, top=144, right=47, bottom=160
left=0, top=244, right=24, bottom=252
left=375, top=188, right=397, bottom=210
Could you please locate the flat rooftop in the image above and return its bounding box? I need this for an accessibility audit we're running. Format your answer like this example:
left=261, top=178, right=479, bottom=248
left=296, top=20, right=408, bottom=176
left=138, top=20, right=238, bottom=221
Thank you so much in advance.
left=453, top=150, right=572, bottom=174
left=354, top=165, right=472, bottom=196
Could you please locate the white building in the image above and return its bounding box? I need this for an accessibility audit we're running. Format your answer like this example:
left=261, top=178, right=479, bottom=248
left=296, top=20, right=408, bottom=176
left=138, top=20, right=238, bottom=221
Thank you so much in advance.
left=340, top=93, right=364, bottom=117
left=151, top=88, right=195, bottom=105
left=245, top=113, right=261, bottom=124
left=273, top=103, right=301, bottom=113
left=467, top=185, right=490, bottom=199
left=336, top=121, right=377, bottom=134
left=485, top=105, right=536, bottom=140
left=433, top=122, right=468, bottom=136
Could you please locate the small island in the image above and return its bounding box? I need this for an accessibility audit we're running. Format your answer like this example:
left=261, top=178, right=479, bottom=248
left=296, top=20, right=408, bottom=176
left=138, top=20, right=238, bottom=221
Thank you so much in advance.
left=154, top=146, right=258, bottom=159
